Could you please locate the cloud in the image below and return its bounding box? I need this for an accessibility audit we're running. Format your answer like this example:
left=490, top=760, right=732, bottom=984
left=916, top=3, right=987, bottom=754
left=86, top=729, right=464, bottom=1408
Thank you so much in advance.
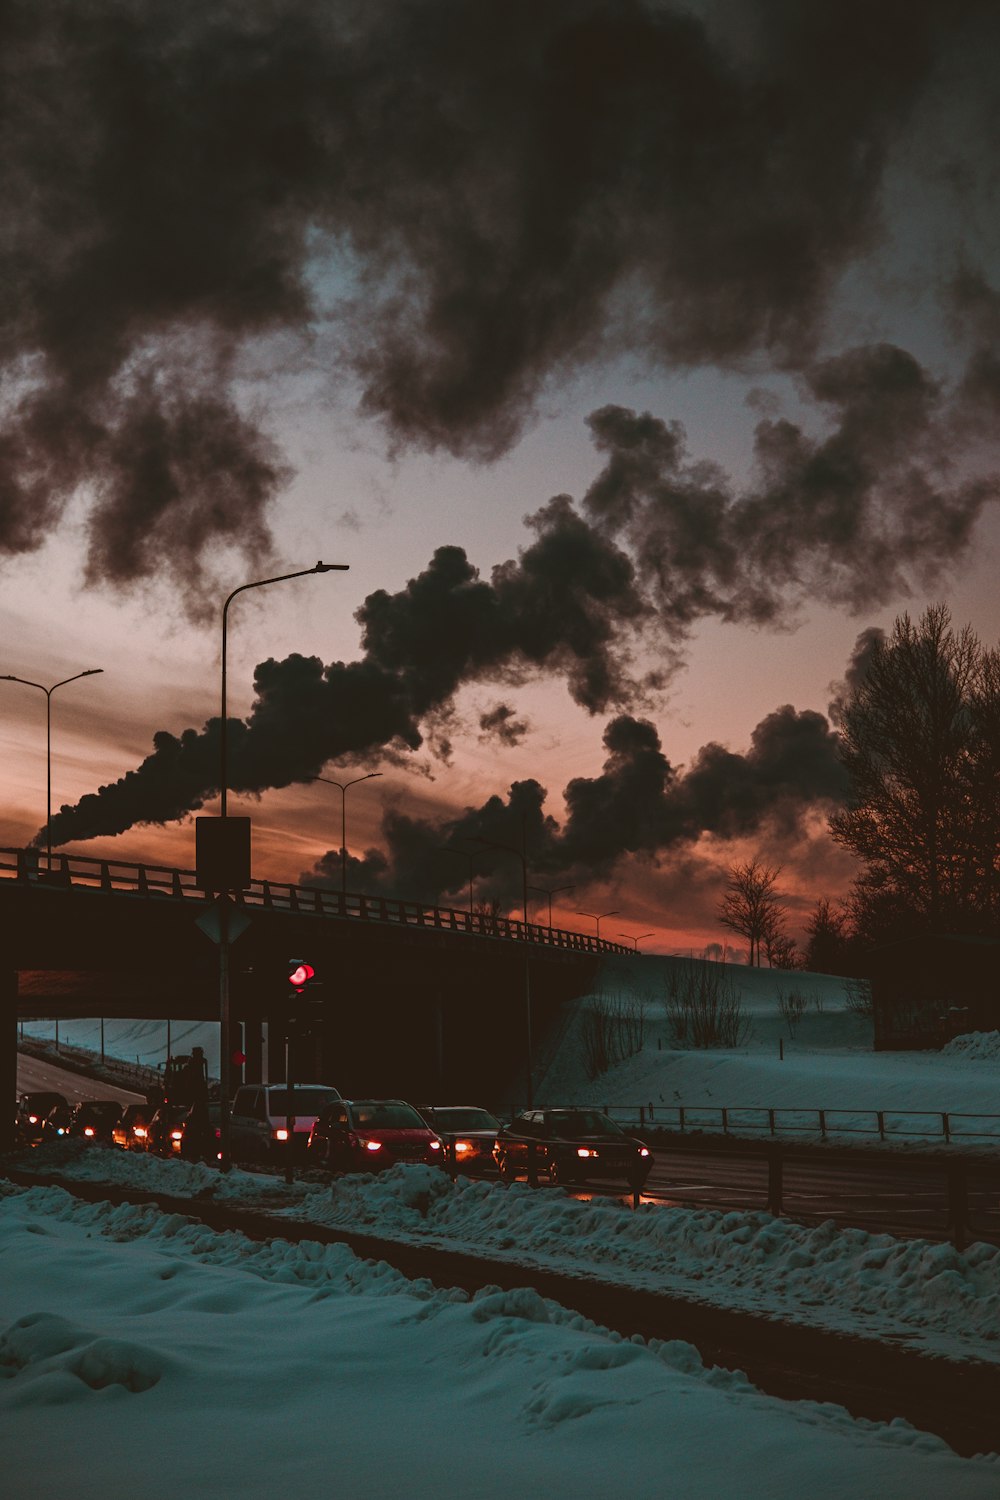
left=2, top=0, right=989, bottom=604
left=479, top=704, right=530, bottom=748
left=583, top=344, right=998, bottom=631
left=298, top=705, right=850, bottom=910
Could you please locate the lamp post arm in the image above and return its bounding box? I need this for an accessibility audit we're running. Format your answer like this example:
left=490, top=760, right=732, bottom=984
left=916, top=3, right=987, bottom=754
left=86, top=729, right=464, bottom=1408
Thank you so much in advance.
left=220, top=564, right=347, bottom=817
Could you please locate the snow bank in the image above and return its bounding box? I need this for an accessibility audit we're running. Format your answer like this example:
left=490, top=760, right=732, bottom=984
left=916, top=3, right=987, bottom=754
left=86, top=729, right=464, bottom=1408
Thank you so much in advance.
left=944, top=1032, right=1000, bottom=1062
left=1, top=1181, right=997, bottom=1499
left=8, top=1143, right=1000, bottom=1367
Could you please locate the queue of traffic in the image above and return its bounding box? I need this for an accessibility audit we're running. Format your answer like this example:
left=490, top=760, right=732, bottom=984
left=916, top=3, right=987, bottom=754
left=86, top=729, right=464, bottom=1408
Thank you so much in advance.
left=13, top=1070, right=654, bottom=1192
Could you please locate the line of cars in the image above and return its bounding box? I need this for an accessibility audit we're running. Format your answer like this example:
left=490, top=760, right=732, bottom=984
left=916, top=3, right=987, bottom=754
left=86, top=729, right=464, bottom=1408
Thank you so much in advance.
left=14, top=1086, right=654, bottom=1191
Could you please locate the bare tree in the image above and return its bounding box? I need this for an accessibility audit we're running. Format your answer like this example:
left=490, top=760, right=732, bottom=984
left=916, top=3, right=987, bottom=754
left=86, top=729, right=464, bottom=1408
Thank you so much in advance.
left=776, top=988, right=806, bottom=1038
left=665, top=960, right=752, bottom=1048
left=580, top=987, right=646, bottom=1079
left=831, top=605, right=1000, bottom=940
left=718, top=857, right=786, bottom=967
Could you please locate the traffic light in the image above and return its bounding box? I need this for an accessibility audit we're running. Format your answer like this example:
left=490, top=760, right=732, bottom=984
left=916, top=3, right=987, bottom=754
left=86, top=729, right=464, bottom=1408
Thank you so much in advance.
left=288, top=960, right=316, bottom=993
left=288, top=958, right=323, bottom=1028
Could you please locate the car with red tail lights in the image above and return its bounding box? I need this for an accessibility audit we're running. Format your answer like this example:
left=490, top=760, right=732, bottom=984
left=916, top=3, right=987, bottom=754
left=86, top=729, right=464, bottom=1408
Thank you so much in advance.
left=493, top=1108, right=653, bottom=1189
left=15, top=1091, right=68, bottom=1146
left=111, top=1103, right=154, bottom=1151
left=307, top=1099, right=444, bottom=1172
left=67, top=1099, right=123, bottom=1144
left=417, top=1105, right=502, bottom=1173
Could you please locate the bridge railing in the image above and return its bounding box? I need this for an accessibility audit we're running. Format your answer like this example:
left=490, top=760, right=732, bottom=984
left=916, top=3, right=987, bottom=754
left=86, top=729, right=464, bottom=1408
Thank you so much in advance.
left=0, top=846, right=630, bottom=956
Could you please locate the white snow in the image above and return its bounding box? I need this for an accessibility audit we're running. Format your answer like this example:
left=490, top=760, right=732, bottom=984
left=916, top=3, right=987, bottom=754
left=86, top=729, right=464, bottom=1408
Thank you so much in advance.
left=1, top=1178, right=997, bottom=1499
left=9, top=961, right=1000, bottom=1493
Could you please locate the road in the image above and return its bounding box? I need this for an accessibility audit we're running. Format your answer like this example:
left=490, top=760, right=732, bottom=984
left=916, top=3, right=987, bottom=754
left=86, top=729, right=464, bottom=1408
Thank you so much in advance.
left=15, top=1050, right=146, bottom=1108
left=11, top=1052, right=999, bottom=1243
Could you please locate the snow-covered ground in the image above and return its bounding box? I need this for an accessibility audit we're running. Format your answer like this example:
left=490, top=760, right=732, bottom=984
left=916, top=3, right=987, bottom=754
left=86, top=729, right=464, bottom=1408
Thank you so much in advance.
left=7, top=1141, right=1000, bottom=1367
left=2, top=1176, right=998, bottom=1499
left=9, top=963, right=1000, bottom=1493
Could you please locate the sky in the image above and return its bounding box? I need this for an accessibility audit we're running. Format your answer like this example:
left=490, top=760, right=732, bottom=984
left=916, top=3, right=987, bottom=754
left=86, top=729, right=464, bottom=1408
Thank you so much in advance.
left=2, top=0, right=1000, bottom=954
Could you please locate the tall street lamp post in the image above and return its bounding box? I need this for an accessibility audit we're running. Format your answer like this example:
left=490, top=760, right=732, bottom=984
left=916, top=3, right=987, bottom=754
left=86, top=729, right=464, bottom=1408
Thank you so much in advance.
left=313, top=773, right=383, bottom=894
left=528, top=882, right=575, bottom=928
left=216, top=562, right=347, bottom=1172
left=620, top=932, right=653, bottom=952
left=1, top=669, right=104, bottom=866
left=473, top=824, right=534, bottom=1107
left=577, top=908, right=621, bottom=943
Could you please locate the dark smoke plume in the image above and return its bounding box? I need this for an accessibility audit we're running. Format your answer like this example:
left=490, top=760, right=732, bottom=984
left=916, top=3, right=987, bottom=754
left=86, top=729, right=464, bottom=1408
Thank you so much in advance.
left=583, top=343, right=997, bottom=629
left=45, top=345, right=999, bottom=847
left=2, top=0, right=986, bottom=603
left=302, top=706, right=850, bottom=908
left=45, top=508, right=647, bottom=843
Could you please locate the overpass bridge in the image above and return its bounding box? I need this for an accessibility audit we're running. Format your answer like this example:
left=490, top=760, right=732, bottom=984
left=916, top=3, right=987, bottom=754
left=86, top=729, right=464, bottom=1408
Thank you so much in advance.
left=1, top=847, right=634, bottom=1132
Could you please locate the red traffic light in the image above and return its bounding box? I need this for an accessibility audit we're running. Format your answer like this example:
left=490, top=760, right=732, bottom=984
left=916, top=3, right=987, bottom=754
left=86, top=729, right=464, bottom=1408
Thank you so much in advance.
left=288, top=961, right=315, bottom=990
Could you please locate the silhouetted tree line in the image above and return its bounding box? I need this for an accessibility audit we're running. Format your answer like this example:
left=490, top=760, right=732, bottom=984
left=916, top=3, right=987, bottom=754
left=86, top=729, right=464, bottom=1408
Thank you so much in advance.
left=720, top=606, right=1000, bottom=969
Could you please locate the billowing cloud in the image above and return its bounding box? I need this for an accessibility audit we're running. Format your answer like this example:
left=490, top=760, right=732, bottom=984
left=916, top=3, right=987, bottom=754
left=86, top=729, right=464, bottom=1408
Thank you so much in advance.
left=300, top=706, right=850, bottom=909
left=2, top=0, right=990, bottom=606
left=583, top=344, right=997, bottom=630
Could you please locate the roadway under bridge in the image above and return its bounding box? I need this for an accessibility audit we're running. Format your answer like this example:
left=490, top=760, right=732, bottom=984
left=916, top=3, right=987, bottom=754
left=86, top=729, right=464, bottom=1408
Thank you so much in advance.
left=0, top=848, right=626, bottom=1125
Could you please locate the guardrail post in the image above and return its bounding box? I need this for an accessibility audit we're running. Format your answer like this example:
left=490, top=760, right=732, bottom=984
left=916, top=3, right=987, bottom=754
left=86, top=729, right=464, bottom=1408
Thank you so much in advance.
left=768, top=1107, right=775, bottom=1136
left=942, top=1111, right=950, bottom=1143
left=722, top=1107, right=728, bottom=1135
left=767, top=1145, right=783, bottom=1216
left=947, top=1161, right=968, bottom=1250
left=877, top=1110, right=885, bottom=1141
left=679, top=1106, right=685, bottom=1133
left=818, top=1109, right=826, bottom=1139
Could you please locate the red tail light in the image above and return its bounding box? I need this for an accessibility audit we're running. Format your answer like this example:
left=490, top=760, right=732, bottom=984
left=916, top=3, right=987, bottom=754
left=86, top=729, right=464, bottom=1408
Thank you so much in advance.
left=362, top=1139, right=382, bottom=1153
left=83, top=1127, right=95, bottom=1137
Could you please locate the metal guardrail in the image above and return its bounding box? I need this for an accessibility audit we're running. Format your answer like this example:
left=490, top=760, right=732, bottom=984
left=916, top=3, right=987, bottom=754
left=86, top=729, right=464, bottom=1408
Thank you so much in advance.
left=0, top=846, right=630, bottom=956
left=594, top=1103, right=1000, bottom=1143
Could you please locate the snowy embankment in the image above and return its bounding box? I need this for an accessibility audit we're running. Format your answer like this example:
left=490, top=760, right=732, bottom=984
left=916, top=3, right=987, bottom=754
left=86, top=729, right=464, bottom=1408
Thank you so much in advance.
left=3, top=1182, right=996, bottom=1500
left=7, top=1140, right=1000, bottom=1368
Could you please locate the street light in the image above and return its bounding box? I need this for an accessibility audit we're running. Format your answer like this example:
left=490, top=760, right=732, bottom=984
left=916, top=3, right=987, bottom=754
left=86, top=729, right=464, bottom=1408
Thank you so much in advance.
left=576, top=909, right=621, bottom=942
left=473, top=824, right=534, bottom=1106
left=1, top=669, right=104, bottom=865
left=619, top=932, right=653, bottom=952
left=528, top=883, right=575, bottom=928
left=439, top=846, right=475, bottom=914
left=313, top=773, right=383, bottom=894
left=217, top=561, right=348, bottom=1173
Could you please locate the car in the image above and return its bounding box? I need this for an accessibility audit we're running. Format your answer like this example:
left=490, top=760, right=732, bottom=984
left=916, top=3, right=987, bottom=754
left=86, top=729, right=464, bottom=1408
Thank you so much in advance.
left=14, top=1091, right=68, bottom=1145
left=68, top=1100, right=123, bottom=1144
left=230, top=1083, right=343, bottom=1156
left=493, top=1108, right=653, bottom=1190
left=417, top=1106, right=502, bottom=1173
left=112, top=1103, right=155, bottom=1151
left=307, top=1099, right=444, bottom=1173
left=146, top=1102, right=193, bottom=1155
left=40, top=1101, right=75, bottom=1142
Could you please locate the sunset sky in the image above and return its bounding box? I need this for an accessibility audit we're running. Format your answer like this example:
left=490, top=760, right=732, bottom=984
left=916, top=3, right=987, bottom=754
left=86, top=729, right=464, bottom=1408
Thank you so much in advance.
left=2, top=1, right=999, bottom=955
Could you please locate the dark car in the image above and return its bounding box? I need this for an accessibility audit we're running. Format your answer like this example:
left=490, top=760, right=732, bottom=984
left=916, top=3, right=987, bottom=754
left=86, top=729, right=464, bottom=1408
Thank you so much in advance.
left=112, top=1103, right=154, bottom=1151
left=146, top=1103, right=193, bottom=1156
left=69, top=1100, right=123, bottom=1144
left=493, top=1108, right=653, bottom=1189
left=307, top=1099, right=443, bottom=1172
left=15, top=1091, right=68, bottom=1145
left=40, top=1101, right=75, bottom=1141
left=417, top=1106, right=502, bottom=1173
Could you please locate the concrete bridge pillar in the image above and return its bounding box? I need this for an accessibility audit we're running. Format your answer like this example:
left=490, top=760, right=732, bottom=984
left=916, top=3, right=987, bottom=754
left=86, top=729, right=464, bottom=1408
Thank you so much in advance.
left=0, top=969, right=16, bottom=1152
